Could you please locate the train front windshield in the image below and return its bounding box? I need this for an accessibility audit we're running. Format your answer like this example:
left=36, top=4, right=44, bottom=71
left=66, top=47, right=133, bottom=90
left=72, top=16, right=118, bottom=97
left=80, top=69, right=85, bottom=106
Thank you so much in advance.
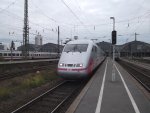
left=64, top=44, right=88, bottom=52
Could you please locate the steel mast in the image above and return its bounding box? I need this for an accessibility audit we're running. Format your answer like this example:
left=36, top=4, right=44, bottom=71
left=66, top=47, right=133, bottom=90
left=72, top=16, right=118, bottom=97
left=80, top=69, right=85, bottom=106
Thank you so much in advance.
left=22, top=0, right=29, bottom=60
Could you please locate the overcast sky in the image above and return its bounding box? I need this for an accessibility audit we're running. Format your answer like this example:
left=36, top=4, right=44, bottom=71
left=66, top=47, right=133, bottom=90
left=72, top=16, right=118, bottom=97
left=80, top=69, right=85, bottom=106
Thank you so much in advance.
left=0, top=0, right=150, bottom=47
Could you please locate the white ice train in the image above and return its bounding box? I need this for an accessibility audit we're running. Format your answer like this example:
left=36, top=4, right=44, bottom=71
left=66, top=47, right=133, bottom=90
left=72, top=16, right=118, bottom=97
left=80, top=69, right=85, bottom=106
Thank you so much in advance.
left=57, top=40, right=105, bottom=79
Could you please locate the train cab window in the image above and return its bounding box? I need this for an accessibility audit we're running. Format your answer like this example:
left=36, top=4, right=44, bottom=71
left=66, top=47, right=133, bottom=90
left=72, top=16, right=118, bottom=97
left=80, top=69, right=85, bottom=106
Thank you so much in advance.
left=64, top=44, right=88, bottom=52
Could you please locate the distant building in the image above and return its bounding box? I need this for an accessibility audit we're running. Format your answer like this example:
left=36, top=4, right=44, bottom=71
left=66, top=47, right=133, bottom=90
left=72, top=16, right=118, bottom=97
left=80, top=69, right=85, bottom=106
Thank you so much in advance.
left=17, top=44, right=38, bottom=51
left=74, top=36, right=78, bottom=40
left=97, top=41, right=112, bottom=56
left=17, top=42, right=64, bottom=53
left=39, top=43, right=64, bottom=52
left=4, top=45, right=7, bottom=50
left=35, top=34, right=42, bottom=46
left=97, top=40, right=150, bottom=57
left=0, top=43, right=7, bottom=50
left=119, top=41, right=150, bottom=57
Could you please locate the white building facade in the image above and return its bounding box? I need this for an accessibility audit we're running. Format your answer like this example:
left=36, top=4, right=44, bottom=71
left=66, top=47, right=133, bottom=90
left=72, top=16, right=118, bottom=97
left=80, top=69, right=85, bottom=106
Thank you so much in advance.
left=35, top=34, right=42, bottom=46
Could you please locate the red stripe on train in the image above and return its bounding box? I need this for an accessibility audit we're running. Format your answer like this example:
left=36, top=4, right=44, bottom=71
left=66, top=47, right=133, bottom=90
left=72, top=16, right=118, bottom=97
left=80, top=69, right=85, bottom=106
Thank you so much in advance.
left=58, top=68, right=87, bottom=71
left=57, top=68, right=67, bottom=71
left=72, top=68, right=87, bottom=71
left=88, top=58, right=93, bottom=75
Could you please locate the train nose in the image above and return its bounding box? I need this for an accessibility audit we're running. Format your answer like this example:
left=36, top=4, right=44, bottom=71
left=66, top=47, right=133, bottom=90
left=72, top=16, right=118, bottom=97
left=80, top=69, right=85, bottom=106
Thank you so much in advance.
left=57, top=67, right=88, bottom=79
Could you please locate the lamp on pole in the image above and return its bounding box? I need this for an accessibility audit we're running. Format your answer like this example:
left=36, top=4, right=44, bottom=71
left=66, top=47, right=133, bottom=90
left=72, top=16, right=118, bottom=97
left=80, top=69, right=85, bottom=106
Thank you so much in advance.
left=110, top=17, right=116, bottom=82
left=110, top=17, right=115, bottom=31
left=110, top=17, right=116, bottom=60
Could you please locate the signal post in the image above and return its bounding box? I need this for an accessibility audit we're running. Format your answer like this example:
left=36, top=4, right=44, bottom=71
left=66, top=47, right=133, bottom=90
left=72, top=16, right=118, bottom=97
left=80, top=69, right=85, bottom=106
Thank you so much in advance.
left=110, top=17, right=117, bottom=82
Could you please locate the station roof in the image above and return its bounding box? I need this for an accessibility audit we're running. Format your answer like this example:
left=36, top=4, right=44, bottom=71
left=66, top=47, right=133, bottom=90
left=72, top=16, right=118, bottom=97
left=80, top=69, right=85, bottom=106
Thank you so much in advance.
left=97, top=41, right=150, bottom=53
left=120, top=41, right=150, bottom=53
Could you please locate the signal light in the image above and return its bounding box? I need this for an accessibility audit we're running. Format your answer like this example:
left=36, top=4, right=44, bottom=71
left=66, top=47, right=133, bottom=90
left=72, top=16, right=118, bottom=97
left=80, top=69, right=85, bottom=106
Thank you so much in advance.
left=112, top=30, right=117, bottom=45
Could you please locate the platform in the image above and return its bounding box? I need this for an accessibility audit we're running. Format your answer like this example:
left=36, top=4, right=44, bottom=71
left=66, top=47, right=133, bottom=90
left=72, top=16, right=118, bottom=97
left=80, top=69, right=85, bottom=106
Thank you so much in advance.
left=66, top=58, right=150, bottom=113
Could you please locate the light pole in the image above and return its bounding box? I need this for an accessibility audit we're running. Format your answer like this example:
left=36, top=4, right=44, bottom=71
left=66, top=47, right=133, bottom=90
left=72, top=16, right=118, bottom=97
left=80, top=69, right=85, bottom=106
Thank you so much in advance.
left=10, top=41, right=14, bottom=61
left=110, top=17, right=116, bottom=82
left=110, top=17, right=115, bottom=61
left=110, top=17, right=115, bottom=31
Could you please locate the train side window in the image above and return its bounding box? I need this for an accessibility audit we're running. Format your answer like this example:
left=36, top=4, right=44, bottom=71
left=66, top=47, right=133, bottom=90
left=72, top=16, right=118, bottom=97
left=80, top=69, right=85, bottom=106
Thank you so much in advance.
left=0, top=53, right=2, bottom=56
left=20, top=54, right=22, bottom=56
left=12, top=53, right=15, bottom=56
left=95, top=47, right=97, bottom=53
left=92, top=46, right=97, bottom=52
left=16, top=54, right=19, bottom=56
left=4, top=53, right=7, bottom=56
left=92, top=47, right=94, bottom=52
left=8, top=53, right=11, bottom=56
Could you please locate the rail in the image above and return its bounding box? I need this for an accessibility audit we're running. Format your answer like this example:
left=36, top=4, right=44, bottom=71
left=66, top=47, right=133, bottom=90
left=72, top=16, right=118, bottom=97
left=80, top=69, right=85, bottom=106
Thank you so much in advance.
left=0, top=59, right=59, bottom=65
left=0, top=62, right=57, bottom=81
left=117, top=60, right=150, bottom=92
left=11, top=81, right=86, bottom=113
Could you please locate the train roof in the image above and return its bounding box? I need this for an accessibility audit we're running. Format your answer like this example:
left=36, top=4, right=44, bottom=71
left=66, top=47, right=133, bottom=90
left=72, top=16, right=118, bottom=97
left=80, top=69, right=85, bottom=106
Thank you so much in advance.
left=67, top=39, right=96, bottom=45
left=0, top=50, right=22, bottom=53
left=0, top=50, right=54, bottom=54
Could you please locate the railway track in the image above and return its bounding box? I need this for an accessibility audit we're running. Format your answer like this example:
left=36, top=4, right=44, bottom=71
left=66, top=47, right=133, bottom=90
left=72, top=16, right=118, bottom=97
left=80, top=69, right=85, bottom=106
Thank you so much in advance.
left=121, top=58, right=150, bottom=70
left=118, top=60, right=150, bottom=92
left=0, top=62, right=57, bottom=81
left=11, top=80, right=86, bottom=113
left=132, top=58, right=150, bottom=64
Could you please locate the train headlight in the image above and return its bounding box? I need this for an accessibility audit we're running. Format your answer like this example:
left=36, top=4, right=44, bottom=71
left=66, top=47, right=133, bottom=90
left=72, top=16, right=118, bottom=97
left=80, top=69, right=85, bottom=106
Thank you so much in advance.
left=59, top=63, right=64, bottom=67
left=76, top=63, right=83, bottom=67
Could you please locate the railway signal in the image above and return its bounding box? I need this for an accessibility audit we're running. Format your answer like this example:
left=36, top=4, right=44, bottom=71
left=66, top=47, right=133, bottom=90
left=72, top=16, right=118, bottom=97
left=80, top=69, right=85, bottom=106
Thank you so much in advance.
left=112, top=30, right=117, bottom=45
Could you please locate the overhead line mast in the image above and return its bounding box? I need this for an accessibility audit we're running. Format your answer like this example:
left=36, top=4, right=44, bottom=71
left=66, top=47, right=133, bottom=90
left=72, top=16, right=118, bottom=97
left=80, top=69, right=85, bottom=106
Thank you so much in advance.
left=22, top=0, right=29, bottom=60
left=58, top=26, right=60, bottom=57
